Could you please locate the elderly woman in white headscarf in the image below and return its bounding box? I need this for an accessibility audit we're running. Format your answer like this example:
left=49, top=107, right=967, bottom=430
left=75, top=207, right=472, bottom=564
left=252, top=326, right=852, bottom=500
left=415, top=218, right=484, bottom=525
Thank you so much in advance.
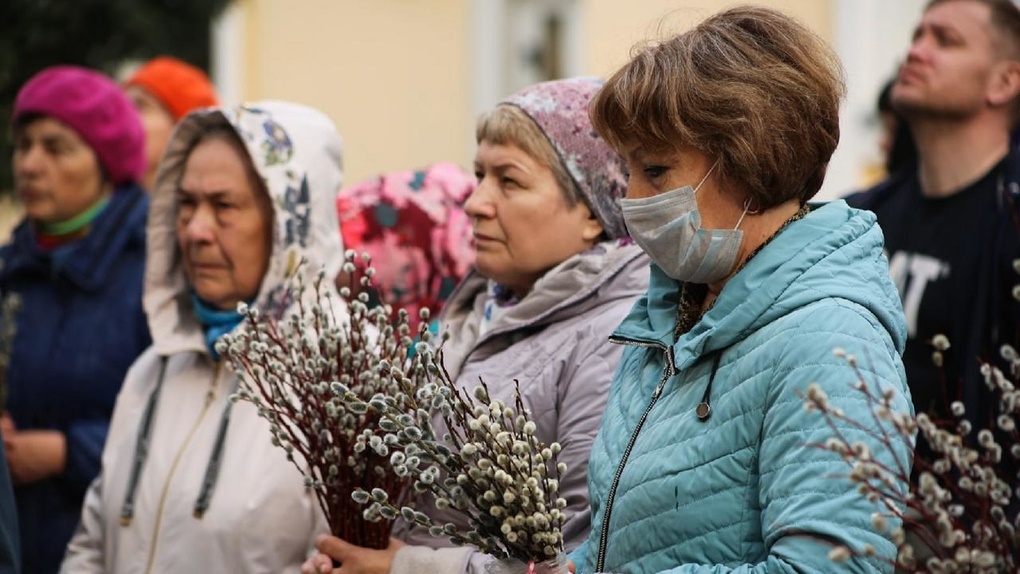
left=61, top=101, right=343, bottom=573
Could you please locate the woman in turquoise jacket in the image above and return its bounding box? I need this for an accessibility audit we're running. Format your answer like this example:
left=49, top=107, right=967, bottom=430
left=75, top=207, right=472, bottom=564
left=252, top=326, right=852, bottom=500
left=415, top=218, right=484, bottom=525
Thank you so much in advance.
left=569, top=6, right=913, bottom=574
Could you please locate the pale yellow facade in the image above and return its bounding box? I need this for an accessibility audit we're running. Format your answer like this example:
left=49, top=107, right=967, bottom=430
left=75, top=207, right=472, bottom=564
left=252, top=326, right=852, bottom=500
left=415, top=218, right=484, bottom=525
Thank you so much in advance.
left=0, top=0, right=923, bottom=244
left=228, top=0, right=474, bottom=189
left=224, top=1, right=835, bottom=188
left=0, top=195, right=23, bottom=243
left=585, top=1, right=831, bottom=76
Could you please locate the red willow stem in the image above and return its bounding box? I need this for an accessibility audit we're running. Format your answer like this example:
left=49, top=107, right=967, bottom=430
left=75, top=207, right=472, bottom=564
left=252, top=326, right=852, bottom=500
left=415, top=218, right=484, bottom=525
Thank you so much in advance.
left=225, top=260, right=414, bottom=549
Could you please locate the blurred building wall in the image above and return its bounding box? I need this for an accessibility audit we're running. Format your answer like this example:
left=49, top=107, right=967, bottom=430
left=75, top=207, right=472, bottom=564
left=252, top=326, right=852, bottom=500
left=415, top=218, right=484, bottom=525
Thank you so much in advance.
left=212, top=0, right=920, bottom=196
left=0, top=196, right=22, bottom=244
left=585, top=1, right=831, bottom=76
left=0, top=0, right=922, bottom=246
left=215, top=0, right=474, bottom=191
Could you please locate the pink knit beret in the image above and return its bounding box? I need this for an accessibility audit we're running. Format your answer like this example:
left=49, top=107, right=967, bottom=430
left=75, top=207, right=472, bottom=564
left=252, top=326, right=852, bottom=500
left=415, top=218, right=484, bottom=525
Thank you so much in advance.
left=13, top=65, right=146, bottom=186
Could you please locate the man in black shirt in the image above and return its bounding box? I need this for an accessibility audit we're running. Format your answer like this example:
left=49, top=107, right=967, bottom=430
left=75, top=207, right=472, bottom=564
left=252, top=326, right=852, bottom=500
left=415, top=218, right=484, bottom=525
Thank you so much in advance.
left=849, top=0, right=1020, bottom=433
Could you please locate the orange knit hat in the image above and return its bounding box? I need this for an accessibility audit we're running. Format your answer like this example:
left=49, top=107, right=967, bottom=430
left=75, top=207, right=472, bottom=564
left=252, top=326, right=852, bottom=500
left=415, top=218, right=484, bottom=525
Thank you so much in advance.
left=125, top=57, right=219, bottom=120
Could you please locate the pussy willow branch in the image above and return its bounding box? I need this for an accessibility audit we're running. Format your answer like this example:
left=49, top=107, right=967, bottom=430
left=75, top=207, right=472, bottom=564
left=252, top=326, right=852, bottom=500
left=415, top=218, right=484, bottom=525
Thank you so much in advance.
left=223, top=258, right=415, bottom=549
left=348, top=350, right=567, bottom=560
left=805, top=388, right=947, bottom=559
left=810, top=360, right=1018, bottom=571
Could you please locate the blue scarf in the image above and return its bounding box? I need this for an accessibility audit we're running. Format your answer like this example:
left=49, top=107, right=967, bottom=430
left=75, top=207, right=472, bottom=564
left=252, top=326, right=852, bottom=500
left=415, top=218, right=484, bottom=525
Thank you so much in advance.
left=191, top=293, right=246, bottom=361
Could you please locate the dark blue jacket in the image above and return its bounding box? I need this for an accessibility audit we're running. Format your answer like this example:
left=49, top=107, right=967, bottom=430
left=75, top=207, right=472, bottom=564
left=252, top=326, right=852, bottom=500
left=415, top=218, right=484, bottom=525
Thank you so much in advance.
left=0, top=427, right=20, bottom=574
left=848, top=154, right=1020, bottom=528
left=847, top=153, right=1020, bottom=427
left=0, top=186, right=151, bottom=574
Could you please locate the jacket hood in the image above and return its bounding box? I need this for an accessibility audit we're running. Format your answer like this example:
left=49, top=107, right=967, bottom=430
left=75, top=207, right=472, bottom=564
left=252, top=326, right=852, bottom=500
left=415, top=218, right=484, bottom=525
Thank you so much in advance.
left=616, top=200, right=907, bottom=371
left=145, top=101, right=344, bottom=355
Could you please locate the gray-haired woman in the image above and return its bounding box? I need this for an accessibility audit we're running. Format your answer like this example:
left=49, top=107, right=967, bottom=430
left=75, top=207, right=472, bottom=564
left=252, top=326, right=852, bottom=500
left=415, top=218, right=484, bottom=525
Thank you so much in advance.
left=62, top=101, right=344, bottom=573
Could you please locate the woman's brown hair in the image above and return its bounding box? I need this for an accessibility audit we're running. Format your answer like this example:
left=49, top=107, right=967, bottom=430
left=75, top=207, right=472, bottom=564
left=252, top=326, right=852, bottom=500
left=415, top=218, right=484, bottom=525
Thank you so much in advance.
left=591, top=5, right=845, bottom=207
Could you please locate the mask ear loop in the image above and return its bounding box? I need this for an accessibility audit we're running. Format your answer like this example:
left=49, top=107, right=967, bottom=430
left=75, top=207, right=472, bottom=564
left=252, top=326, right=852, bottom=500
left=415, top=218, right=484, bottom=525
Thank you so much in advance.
left=692, top=160, right=720, bottom=194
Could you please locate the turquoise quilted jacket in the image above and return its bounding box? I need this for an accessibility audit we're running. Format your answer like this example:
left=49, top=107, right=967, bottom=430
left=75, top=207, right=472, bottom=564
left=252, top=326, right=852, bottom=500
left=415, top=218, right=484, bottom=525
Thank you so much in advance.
left=571, top=200, right=914, bottom=573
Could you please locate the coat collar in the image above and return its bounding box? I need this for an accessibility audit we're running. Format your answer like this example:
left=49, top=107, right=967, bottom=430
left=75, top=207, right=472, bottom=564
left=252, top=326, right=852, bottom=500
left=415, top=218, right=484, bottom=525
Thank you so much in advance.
left=0, top=185, right=147, bottom=292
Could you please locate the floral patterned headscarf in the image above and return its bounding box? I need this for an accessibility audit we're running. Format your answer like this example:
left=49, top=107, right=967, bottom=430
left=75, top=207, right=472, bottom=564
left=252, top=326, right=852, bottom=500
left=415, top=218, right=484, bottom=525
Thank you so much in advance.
left=501, top=77, right=628, bottom=240
left=336, top=162, right=476, bottom=324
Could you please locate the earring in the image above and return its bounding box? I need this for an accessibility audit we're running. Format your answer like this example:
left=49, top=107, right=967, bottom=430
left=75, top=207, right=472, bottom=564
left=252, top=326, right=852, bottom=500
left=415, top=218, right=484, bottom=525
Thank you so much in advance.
left=743, top=197, right=762, bottom=215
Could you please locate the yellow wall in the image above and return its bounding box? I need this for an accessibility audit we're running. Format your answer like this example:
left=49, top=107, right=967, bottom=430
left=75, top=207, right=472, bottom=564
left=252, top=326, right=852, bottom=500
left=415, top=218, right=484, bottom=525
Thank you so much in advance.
left=237, top=1, right=834, bottom=187
left=584, top=1, right=832, bottom=76
left=239, top=0, right=474, bottom=187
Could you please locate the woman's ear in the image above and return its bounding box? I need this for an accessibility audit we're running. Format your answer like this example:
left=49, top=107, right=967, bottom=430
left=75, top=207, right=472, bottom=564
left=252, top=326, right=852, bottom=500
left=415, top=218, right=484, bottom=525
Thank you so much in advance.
left=580, top=210, right=604, bottom=242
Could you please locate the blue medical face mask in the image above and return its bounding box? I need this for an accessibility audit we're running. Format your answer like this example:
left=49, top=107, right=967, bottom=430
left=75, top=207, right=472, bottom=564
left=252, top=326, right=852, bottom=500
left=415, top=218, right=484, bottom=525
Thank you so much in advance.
left=621, top=161, right=750, bottom=284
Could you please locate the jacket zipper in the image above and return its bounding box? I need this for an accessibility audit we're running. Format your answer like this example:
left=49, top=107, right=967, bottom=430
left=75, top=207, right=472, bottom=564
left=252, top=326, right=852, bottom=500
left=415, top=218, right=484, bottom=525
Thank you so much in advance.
left=595, top=337, right=674, bottom=573
left=143, top=362, right=222, bottom=574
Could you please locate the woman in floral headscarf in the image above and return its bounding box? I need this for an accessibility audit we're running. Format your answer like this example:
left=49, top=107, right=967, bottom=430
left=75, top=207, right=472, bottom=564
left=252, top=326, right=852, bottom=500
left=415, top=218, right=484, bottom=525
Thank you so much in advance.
left=335, top=162, right=475, bottom=327
left=304, top=78, right=650, bottom=574
left=62, top=101, right=341, bottom=573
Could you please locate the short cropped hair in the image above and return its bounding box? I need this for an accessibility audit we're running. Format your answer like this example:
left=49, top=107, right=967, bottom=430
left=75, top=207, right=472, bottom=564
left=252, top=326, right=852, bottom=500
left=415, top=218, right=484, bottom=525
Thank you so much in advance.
left=590, top=5, right=845, bottom=207
left=926, top=0, right=1020, bottom=59
left=475, top=104, right=583, bottom=208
